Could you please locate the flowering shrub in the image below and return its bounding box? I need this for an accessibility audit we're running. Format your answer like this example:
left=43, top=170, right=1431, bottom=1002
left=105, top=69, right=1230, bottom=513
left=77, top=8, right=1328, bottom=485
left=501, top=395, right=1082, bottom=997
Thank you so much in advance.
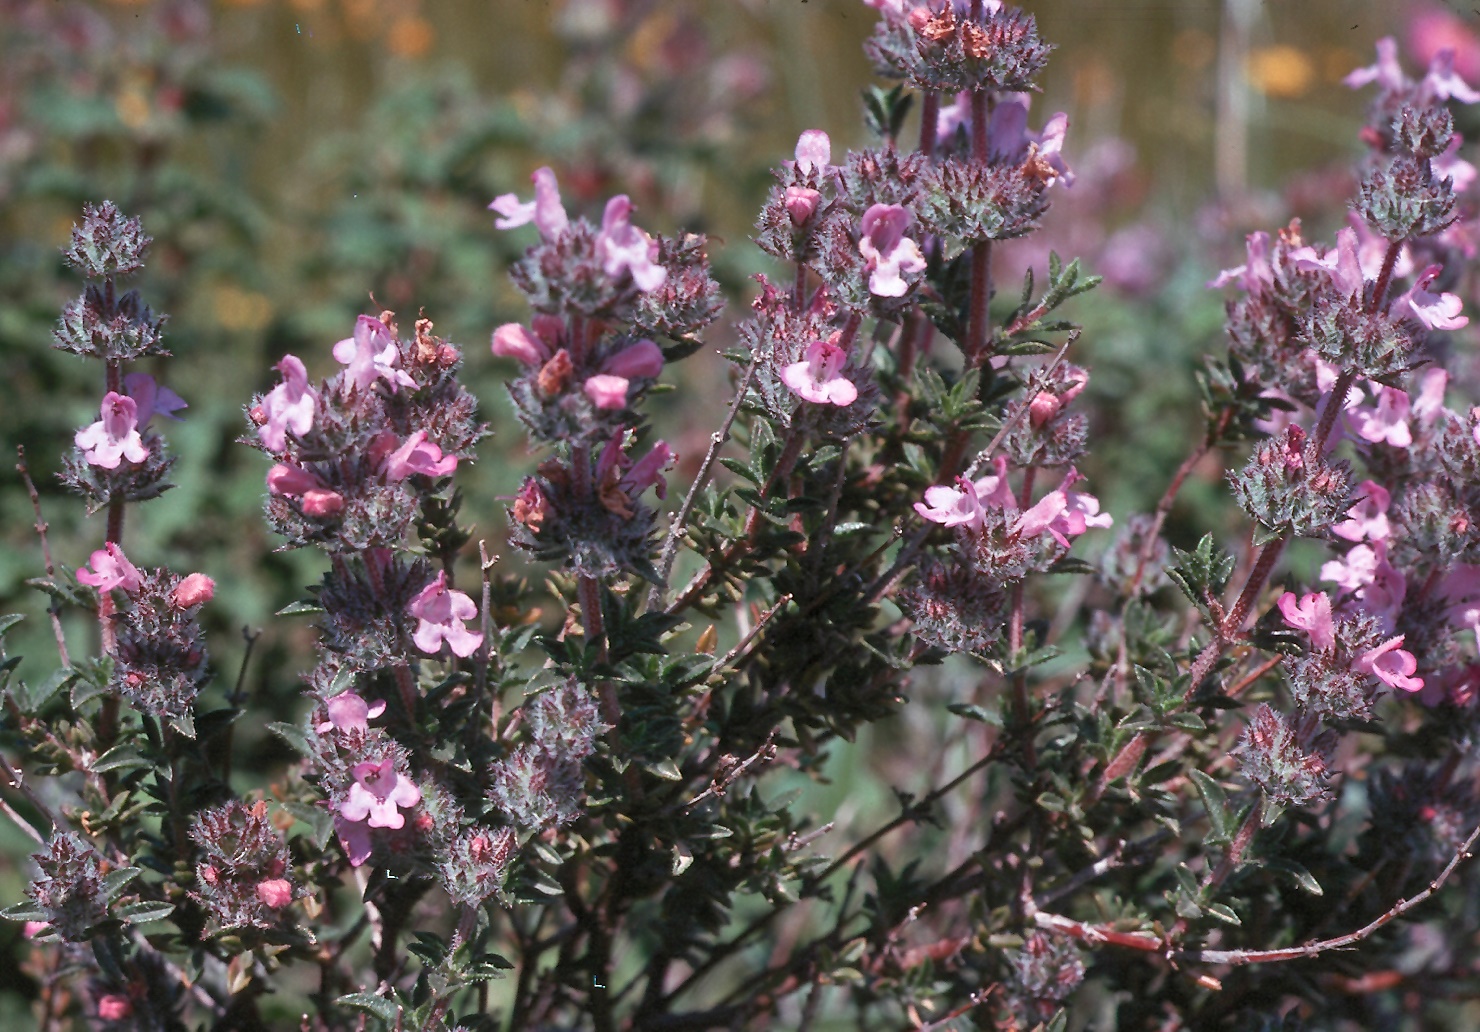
left=6, top=1, right=1480, bottom=1029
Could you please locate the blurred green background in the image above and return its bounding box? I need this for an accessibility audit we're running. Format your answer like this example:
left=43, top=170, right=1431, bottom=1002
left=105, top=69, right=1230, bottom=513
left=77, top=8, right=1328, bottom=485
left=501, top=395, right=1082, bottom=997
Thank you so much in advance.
left=0, top=0, right=1460, bottom=1021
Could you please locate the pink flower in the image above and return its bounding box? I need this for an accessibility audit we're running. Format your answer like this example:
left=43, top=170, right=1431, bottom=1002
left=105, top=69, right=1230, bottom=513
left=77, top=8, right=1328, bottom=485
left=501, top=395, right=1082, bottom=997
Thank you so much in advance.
left=602, top=339, right=664, bottom=380
left=335, top=816, right=373, bottom=866
left=22, top=921, right=47, bottom=938
left=1414, top=367, right=1449, bottom=426
left=1277, top=591, right=1336, bottom=650
left=171, top=573, right=215, bottom=609
left=408, top=570, right=483, bottom=657
left=267, top=462, right=326, bottom=497
left=785, top=186, right=821, bottom=224
left=1354, top=636, right=1424, bottom=692
left=1209, top=231, right=1273, bottom=292
left=317, top=691, right=387, bottom=734
left=340, top=758, right=422, bottom=829
left=123, top=372, right=186, bottom=427
left=492, top=323, right=551, bottom=366
left=97, top=994, right=132, bottom=1021
left=859, top=204, right=926, bottom=297
left=1344, top=37, right=1407, bottom=92
left=1026, top=366, right=1088, bottom=427
left=1292, top=226, right=1364, bottom=297
left=383, top=430, right=458, bottom=481
left=1349, top=385, right=1412, bottom=448
left=1332, top=481, right=1391, bottom=542
left=76, top=543, right=142, bottom=594
left=1422, top=47, right=1480, bottom=104
left=1013, top=469, right=1112, bottom=547
left=255, top=878, right=293, bottom=909
left=333, top=315, right=416, bottom=394
left=1441, top=565, right=1480, bottom=642
left=793, top=129, right=831, bottom=174
left=596, top=195, right=666, bottom=292
left=1394, top=264, right=1468, bottom=330
left=75, top=392, right=149, bottom=469
left=583, top=374, right=631, bottom=409
left=915, top=478, right=989, bottom=529
left=781, top=339, right=858, bottom=406
left=257, top=355, right=316, bottom=452
left=1320, top=543, right=1380, bottom=594
left=489, top=166, right=569, bottom=240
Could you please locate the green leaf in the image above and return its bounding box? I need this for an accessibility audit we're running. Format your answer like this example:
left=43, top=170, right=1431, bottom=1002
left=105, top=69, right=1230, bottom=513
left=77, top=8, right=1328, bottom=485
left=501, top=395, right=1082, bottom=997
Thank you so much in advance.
left=20, top=667, right=77, bottom=712
left=276, top=599, right=325, bottom=616
left=90, top=745, right=153, bottom=775
left=0, top=902, right=48, bottom=922
left=0, top=614, right=25, bottom=636
left=1188, top=769, right=1233, bottom=845
left=1269, top=858, right=1323, bottom=895
left=337, top=992, right=400, bottom=1025
left=116, top=900, right=175, bottom=925
left=267, top=721, right=311, bottom=756
left=100, top=868, right=142, bottom=900
left=1205, top=902, right=1242, bottom=926
left=946, top=702, right=1002, bottom=726
left=642, top=758, right=683, bottom=781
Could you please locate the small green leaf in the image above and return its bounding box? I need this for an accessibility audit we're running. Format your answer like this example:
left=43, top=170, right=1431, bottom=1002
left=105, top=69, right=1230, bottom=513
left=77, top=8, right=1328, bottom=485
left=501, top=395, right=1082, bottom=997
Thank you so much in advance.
left=267, top=721, right=311, bottom=756
left=642, top=758, right=683, bottom=781
left=91, top=745, right=153, bottom=775
left=1205, top=902, right=1242, bottom=926
left=116, top=900, right=175, bottom=925
left=337, top=992, right=400, bottom=1025
left=1188, top=769, right=1233, bottom=844
left=22, top=668, right=78, bottom=712
left=276, top=600, right=325, bottom=617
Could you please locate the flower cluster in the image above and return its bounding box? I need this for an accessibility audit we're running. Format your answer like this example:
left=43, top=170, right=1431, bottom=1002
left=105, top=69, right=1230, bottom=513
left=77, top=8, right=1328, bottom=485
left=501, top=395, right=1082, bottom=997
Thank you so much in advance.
left=188, top=801, right=297, bottom=933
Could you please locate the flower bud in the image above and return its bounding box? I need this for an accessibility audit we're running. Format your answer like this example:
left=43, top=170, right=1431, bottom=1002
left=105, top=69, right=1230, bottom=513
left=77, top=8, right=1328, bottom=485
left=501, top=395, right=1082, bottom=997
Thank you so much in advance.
left=97, top=995, right=132, bottom=1021
left=301, top=489, right=345, bottom=517
left=492, top=323, right=549, bottom=366
left=171, top=573, right=215, bottom=609
left=784, top=186, right=821, bottom=225
left=255, top=878, right=293, bottom=909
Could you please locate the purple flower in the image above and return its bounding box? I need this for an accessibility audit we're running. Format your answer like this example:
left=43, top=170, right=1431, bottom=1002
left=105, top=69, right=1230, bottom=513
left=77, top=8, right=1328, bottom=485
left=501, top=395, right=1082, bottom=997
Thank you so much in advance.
left=1320, top=543, right=1381, bottom=594
left=1208, top=231, right=1274, bottom=292
left=602, top=339, right=664, bottom=380
left=316, top=691, right=387, bottom=734
left=408, top=570, right=483, bottom=658
left=781, top=339, right=859, bottom=406
left=1441, top=565, right=1480, bottom=643
left=75, top=392, right=149, bottom=469
left=859, top=203, right=926, bottom=297
left=1422, top=47, right=1480, bottom=103
left=76, top=543, right=142, bottom=594
left=619, top=440, right=675, bottom=500
left=489, top=166, right=569, bottom=240
left=1344, top=37, right=1407, bottom=92
left=334, top=816, right=373, bottom=866
left=383, top=430, right=458, bottom=481
left=258, top=355, right=316, bottom=452
left=1291, top=226, right=1364, bottom=298
left=1332, top=481, right=1391, bottom=543
left=1278, top=591, right=1336, bottom=650
left=492, top=322, right=550, bottom=366
left=1435, top=135, right=1478, bottom=193
left=1394, top=265, right=1468, bottom=330
left=596, top=195, right=667, bottom=292
left=332, top=315, right=417, bottom=394
left=123, top=372, right=186, bottom=428
left=990, top=96, right=1073, bottom=187
left=1413, top=367, right=1449, bottom=426
left=340, top=758, right=422, bottom=829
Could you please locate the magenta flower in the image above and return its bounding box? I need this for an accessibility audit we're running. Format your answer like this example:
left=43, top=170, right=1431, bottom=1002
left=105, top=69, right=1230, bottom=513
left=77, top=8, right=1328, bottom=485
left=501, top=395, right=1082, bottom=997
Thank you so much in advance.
left=1292, top=226, right=1365, bottom=298
left=1354, top=636, right=1424, bottom=692
left=340, top=758, right=422, bottom=829
left=1394, top=265, right=1468, bottom=330
left=316, top=691, right=387, bottom=734
left=602, top=339, right=664, bottom=380
left=1414, top=368, right=1449, bottom=426
left=1332, top=481, right=1391, bottom=543
left=989, top=96, right=1073, bottom=187
left=1320, top=543, right=1381, bottom=594
left=408, top=570, right=483, bottom=658
left=492, top=323, right=550, bottom=366
left=596, top=195, right=667, bottom=292
left=583, top=374, right=631, bottom=409
left=620, top=440, right=675, bottom=500
left=1277, top=591, right=1336, bottom=650
left=76, top=543, right=142, bottom=594
left=1013, top=469, right=1112, bottom=547
left=332, top=315, right=416, bottom=394
left=1435, top=135, right=1478, bottom=193
left=258, top=355, right=316, bottom=452
left=75, top=392, right=149, bottom=469
left=1209, top=231, right=1275, bottom=293
left=383, top=430, right=458, bottom=481
left=123, top=372, right=186, bottom=428
left=267, top=463, right=343, bottom=516
left=793, top=129, right=832, bottom=174
left=781, top=339, right=858, bottom=406
left=489, top=166, right=569, bottom=240
left=334, top=816, right=373, bottom=866
left=1344, top=37, right=1407, bottom=92
left=1441, top=565, right=1480, bottom=637
left=859, top=204, right=926, bottom=297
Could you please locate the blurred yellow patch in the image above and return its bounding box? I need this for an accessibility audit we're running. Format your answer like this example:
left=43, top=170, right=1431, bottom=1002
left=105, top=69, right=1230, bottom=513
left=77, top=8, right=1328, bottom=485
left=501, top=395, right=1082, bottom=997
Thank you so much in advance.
left=116, top=87, right=151, bottom=130
left=1073, top=56, right=1117, bottom=109
left=625, top=12, right=677, bottom=74
left=1247, top=45, right=1315, bottom=98
left=388, top=14, right=434, bottom=58
left=213, top=285, right=274, bottom=333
